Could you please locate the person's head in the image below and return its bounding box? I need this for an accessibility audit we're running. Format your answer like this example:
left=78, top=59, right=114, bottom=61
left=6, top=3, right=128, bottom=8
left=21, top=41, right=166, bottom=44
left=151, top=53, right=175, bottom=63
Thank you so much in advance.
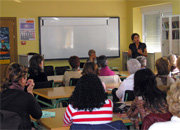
left=82, top=62, right=99, bottom=75
left=2, top=63, right=28, bottom=90
left=134, top=68, right=167, bottom=111
left=167, top=81, right=180, bottom=118
left=156, top=57, right=170, bottom=75
left=97, top=55, right=107, bottom=68
left=68, top=56, right=80, bottom=69
left=167, top=54, right=177, bottom=67
left=127, top=59, right=141, bottom=74
left=131, top=33, right=140, bottom=43
left=88, top=49, right=96, bottom=58
left=176, top=56, right=180, bottom=71
left=69, top=74, right=107, bottom=111
left=136, top=56, right=147, bottom=68
left=29, top=54, right=44, bottom=73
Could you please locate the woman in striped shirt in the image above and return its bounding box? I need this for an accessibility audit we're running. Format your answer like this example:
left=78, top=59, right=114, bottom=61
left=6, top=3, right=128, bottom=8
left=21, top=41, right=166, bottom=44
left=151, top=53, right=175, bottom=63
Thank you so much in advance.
left=63, top=74, right=113, bottom=125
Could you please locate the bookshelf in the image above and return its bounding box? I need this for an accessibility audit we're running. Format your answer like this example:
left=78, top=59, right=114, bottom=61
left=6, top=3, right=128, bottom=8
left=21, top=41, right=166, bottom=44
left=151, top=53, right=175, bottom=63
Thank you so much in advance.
left=161, top=15, right=180, bottom=56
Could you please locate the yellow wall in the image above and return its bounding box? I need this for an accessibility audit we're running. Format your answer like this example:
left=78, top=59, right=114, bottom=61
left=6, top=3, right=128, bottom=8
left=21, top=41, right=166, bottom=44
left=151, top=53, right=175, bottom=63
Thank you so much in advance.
left=127, top=0, right=180, bottom=45
left=1, top=0, right=127, bottom=70
left=1, top=0, right=179, bottom=70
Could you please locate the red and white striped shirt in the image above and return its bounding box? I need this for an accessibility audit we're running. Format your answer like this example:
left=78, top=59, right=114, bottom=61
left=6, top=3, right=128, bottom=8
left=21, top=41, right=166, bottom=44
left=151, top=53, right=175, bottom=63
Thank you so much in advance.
left=63, top=99, right=113, bottom=125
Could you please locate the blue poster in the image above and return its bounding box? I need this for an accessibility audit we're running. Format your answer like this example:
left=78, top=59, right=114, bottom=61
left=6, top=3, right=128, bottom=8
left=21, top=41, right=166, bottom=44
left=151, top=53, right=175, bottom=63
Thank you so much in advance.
left=0, top=27, right=10, bottom=64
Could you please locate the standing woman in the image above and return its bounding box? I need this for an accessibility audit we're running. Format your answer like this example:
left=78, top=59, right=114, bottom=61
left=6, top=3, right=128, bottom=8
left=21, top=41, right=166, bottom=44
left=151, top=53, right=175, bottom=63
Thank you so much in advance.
left=28, top=54, right=47, bottom=82
left=128, top=33, right=147, bottom=58
left=0, top=63, right=42, bottom=129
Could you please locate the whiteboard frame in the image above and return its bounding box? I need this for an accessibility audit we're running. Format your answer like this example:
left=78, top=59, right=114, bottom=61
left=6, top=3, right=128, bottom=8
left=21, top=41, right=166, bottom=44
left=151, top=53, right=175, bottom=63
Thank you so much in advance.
left=38, top=16, right=120, bottom=60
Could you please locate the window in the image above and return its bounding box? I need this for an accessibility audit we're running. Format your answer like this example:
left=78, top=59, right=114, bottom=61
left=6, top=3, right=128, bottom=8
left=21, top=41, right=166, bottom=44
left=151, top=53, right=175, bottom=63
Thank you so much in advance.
left=141, top=4, right=172, bottom=53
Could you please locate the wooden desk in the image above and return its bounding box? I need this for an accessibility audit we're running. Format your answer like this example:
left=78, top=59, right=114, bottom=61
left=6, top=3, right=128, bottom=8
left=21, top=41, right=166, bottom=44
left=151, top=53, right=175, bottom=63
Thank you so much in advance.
left=33, top=84, right=118, bottom=107
left=33, top=87, right=74, bottom=100
left=39, top=107, right=135, bottom=130
left=47, top=75, right=64, bottom=83
left=119, top=71, right=129, bottom=79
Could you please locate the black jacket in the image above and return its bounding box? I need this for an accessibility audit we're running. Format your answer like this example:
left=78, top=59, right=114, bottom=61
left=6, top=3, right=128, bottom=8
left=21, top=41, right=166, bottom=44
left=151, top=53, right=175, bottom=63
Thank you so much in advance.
left=0, top=89, right=42, bottom=129
left=28, top=68, right=48, bottom=82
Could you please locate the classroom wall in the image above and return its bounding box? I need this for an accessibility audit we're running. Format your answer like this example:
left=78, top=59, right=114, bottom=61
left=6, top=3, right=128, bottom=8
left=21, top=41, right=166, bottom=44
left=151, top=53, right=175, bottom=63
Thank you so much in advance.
left=1, top=0, right=127, bottom=70
left=127, top=0, right=180, bottom=45
left=1, top=0, right=179, bottom=70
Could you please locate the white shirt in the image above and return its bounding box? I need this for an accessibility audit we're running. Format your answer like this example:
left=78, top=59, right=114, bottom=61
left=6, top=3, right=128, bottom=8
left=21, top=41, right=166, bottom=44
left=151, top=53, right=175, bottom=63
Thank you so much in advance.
left=116, top=74, right=134, bottom=101
left=149, top=116, right=180, bottom=130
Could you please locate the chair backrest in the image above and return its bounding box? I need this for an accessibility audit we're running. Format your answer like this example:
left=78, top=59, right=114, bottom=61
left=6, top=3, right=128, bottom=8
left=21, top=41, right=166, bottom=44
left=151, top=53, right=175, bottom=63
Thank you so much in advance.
left=124, top=90, right=135, bottom=102
left=70, top=120, right=127, bottom=130
left=55, top=66, right=70, bottom=75
left=0, top=110, right=23, bottom=129
left=99, top=75, right=121, bottom=85
left=44, top=66, right=54, bottom=76
left=34, top=80, right=54, bottom=89
left=69, top=78, right=80, bottom=86
left=80, top=62, right=85, bottom=68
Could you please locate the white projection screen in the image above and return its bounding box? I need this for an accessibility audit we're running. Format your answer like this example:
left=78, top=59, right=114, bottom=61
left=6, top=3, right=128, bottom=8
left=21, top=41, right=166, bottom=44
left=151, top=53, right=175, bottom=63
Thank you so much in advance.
left=39, top=17, right=120, bottom=60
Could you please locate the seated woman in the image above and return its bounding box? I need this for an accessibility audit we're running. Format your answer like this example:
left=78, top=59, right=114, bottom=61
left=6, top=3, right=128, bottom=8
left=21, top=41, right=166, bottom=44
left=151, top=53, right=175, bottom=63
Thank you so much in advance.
left=149, top=81, right=180, bottom=130
left=97, top=55, right=115, bottom=76
left=0, top=63, right=42, bottom=129
left=127, top=68, right=171, bottom=130
left=115, top=59, right=141, bottom=102
left=63, top=56, right=82, bottom=86
left=167, top=54, right=178, bottom=74
left=63, top=74, right=113, bottom=125
left=28, top=54, right=47, bottom=82
left=155, top=57, right=175, bottom=92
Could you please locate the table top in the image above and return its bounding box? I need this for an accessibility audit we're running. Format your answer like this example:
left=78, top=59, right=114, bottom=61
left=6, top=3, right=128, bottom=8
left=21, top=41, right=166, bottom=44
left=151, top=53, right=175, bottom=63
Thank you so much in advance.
left=33, top=82, right=119, bottom=99
left=33, top=86, right=74, bottom=99
left=48, top=75, right=64, bottom=83
left=39, top=107, right=134, bottom=130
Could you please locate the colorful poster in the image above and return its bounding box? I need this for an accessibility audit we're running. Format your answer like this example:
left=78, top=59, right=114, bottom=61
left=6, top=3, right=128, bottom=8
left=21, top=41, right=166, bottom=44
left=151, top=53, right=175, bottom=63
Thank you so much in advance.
left=19, top=18, right=35, bottom=40
left=0, top=27, right=10, bottom=64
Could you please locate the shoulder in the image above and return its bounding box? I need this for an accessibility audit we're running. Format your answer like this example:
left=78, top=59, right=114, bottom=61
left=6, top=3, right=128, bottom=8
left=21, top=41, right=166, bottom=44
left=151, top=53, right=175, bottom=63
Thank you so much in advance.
left=140, top=42, right=146, bottom=47
left=149, top=122, right=169, bottom=130
left=129, top=43, right=135, bottom=47
left=105, top=99, right=113, bottom=107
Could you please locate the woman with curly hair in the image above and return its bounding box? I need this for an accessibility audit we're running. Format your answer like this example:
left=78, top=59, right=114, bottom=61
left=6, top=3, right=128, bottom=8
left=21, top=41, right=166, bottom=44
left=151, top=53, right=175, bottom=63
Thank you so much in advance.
left=149, top=81, right=180, bottom=130
left=63, top=74, right=112, bottom=125
left=0, top=63, right=42, bottom=129
left=127, top=68, right=171, bottom=130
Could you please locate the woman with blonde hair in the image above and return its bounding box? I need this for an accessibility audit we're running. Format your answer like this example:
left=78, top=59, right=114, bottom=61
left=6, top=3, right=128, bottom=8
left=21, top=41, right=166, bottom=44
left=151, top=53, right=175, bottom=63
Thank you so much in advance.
left=149, top=81, right=180, bottom=130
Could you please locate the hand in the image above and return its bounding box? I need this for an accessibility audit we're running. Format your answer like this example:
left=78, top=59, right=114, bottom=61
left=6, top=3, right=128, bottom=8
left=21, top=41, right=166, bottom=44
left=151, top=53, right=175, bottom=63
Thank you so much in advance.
left=26, top=79, right=35, bottom=95
left=137, top=49, right=143, bottom=54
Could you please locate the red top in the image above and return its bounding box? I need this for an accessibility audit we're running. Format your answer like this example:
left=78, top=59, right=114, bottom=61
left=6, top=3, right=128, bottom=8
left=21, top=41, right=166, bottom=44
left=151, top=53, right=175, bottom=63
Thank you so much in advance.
left=99, top=66, right=115, bottom=76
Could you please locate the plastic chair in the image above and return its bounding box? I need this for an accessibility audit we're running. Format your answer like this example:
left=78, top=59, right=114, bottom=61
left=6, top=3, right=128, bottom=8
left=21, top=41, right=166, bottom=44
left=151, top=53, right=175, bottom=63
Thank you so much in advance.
left=44, top=66, right=54, bottom=76
left=55, top=66, right=70, bottom=75
left=69, top=78, right=80, bottom=86
left=124, top=90, right=135, bottom=102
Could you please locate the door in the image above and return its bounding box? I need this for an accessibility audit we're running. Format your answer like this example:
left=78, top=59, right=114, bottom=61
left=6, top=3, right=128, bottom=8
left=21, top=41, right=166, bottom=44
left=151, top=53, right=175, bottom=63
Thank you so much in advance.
left=0, top=17, right=17, bottom=84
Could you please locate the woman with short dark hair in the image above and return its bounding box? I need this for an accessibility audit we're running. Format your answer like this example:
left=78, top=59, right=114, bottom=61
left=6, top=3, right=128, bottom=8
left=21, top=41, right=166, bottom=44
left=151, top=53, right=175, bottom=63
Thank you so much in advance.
left=63, top=56, right=82, bottom=86
left=127, top=68, right=171, bottom=130
left=97, top=55, right=115, bottom=76
left=128, top=33, right=147, bottom=58
left=63, top=74, right=112, bottom=125
left=28, top=54, right=47, bottom=82
left=0, top=63, right=42, bottom=129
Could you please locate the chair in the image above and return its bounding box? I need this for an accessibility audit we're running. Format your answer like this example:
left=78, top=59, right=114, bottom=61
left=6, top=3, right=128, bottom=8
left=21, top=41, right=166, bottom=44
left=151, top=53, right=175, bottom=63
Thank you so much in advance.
left=99, top=75, right=121, bottom=87
left=80, top=62, right=85, bottom=68
left=70, top=120, right=127, bottom=130
left=124, top=90, right=135, bottom=102
left=34, top=80, right=54, bottom=89
left=69, top=78, right=80, bottom=86
left=44, top=66, right=54, bottom=76
left=55, top=66, right=70, bottom=75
